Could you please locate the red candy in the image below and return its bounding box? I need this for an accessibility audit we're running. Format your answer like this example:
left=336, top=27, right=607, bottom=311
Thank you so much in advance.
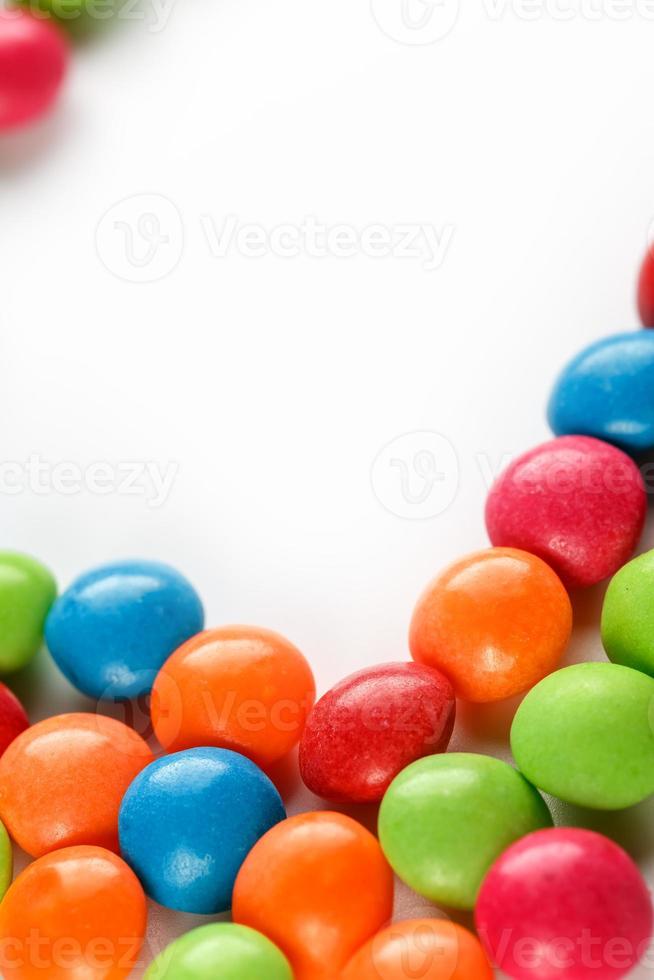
left=638, top=247, right=654, bottom=327
left=0, top=9, right=69, bottom=131
left=485, top=436, right=646, bottom=589
left=0, top=683, right=28, bottom=758
left=476, top=828, right=653, bottom=980
left=299, top=663, right=455, bottom=803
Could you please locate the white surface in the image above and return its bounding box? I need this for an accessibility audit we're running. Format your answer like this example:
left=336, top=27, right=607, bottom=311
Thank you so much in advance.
left=2, top=0, right=654, bottom=975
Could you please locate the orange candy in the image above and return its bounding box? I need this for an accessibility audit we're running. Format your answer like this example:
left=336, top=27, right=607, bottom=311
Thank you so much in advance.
left=409, top=547, right=572, bottom=702
left=342, top=919, right=493, bottom=980
left=232, top=811, right=394, bottom=980
left=0, top=846, right=147, bottom=980
left=151, top=626, right=316, bottom=767
left=0, top=713, right=153, bottom=857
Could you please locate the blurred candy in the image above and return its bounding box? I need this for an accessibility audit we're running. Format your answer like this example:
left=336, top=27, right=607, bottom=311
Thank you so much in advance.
left=144, top=923, right=293, bottom=980
left=511, top=662, right=654, bottom=809
left=485, top=436, right=646, bottom=589
left=119, top=747, right=285, bottom=914
left=638, top=247, right=654, bottom=327
left=232, top=811, right=394, bottom=980
left=342, top=919, right=493, bottom=980
left=0, top=819, right=11, bottom=901
left=548, top=331, right=654, bottom=452
left=0, top=713, right=153, bottom=857
left=602, top=549, right=654, bottom=676
left=299, top=662, right=455, bottom=803
left=0, top=845, right=146, bottom=979
left=152, top=626, right=315, bottom=767
left=409, top=547, right=572, bottom=702
left=476, top=828, right=653, bottom=980
left=0, top=9, right=69, bottom=130
left=46, top=559, right=204, bottom=700
left=0, top=682, right=29, bottom=757
left=378, top=753, right=552, bottom=910
left=0, top=551, right=56, bottom=673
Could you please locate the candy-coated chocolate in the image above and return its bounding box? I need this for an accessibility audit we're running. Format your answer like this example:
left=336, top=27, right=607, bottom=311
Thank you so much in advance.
left=485, top=436, right=646, bottom=589
left=119, top=747, right=285, bottom=914
left=0, top=682, right=29, bottom=757
left=0, top=846, right=147, bottom=979
left=548, top=331, right=654, bottom=452
left=511, top=662, right=654, bottom=809
left=144, top=924, right=293, bottom=980
left=299, top=662, right=455, bottom=803
left=0, top=819, right=12, bottom=901
left=46, top=559, right=204, bottom=700
left=0, top=551, right=56, bottom=673
left=378, top=753, right=552, bottom=910
left=409, top=548, right=572, bottom=702
left=0, top=9, right=69, bottom=130
left=638, top=247, right=654, bottom=327
left=342, top=919, right=493, bottom=980
left=232, top=811, right=394, bottom=980
left=602, top=549, right=654, bottom=676
left=151, top=626, right=315, bottom=767
left=0, top=713, right=153, bottom=857
left=476, top=828, right=653, bottom=980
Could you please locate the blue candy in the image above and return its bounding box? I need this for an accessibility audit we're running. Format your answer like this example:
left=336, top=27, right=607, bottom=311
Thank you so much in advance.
left=45, top=559, right=204, bottom=700
left=548, top=331, right=654, bottom=453
left=118, top=748, right=285, bottom=914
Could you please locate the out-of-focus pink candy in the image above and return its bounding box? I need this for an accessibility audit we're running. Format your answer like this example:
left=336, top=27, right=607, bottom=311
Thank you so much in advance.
left=0, top=9, right=69, bottom=131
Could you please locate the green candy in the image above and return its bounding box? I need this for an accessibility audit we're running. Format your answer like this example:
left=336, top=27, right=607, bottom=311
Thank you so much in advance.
left=0, top=552, right=57, bottom=673
left=602, top=550, right=654, bottom=676
left=0, top=819, right=12, bottom=900
left=144, top=924, right=293, bottom=980
left=378, top=753, right=552, bottom=910
left=511, top=662, right=654, bottom=810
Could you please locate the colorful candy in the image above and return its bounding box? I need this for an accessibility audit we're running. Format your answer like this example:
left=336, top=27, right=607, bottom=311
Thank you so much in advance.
left=144, top=924, right=293, bottom=980
left=638, top=246, right=654, bottom=327
left=119, top=747, right=285, bottom=914
left=0, top=846, right=147, bottom=979
left=476, top=828, right=653, bottom=980
left=0, top=682, right=29, bottom=757
left=0, top=819, right=12, bottom=902
left=0, top=9, right=69, bottom=131
left=299, top=662, right=455, bottom=803
left=0, top=713, right=153, bottom=857
left=548, top=331, right=654, bottom=452
left=378, top=753, right=552, bottom=910
left=602, top=548, right=654, bottom=676
left=485, top=436, right=646, bottom=589
left=342, top=919, right=493, bottom=980
left=232, top=811, right=394, bottom=980
left=151, top=626, right=315, bottom=767
left=511, top=662, right=654, bottom=809
left=0, top=552, right=56, bottom=673
left=46, top=559, right=204, bottom=700
left=409, top=547, right=572, bottom=702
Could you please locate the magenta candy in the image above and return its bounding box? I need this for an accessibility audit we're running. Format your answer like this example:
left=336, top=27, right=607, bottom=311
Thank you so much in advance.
left=0, top=9, right=69, bottom=131
left=0, top=683, right=28, bottom=758
left=476, top=828, right=653, bottom=980
left=298, top=662, right=455, bottom=804
left=485, top=436, right=646, bottom=589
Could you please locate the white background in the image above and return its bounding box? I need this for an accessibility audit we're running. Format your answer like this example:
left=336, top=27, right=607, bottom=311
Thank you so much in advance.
left=2, top=0, right=654, bottom=974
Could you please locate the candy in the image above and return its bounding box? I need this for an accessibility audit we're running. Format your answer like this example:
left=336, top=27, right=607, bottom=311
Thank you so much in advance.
left=342, top=919, right=493, bottom=980
left=548, top=331, right=654, bottom=453
left=0, top=9, right=69, bottom=130
left=0, top=552, right=56, bottom=673
left=485, top=436, right=646, bottom=589
left=119, top=747, right=285, bottom=914
left=0, top=712, right=153, bottom=857
left=511, top=662, right=654, bottom=809
left=0, top=683, right=29, bottom=757
left=232, top=811, right=394, bottom=980
left=378, top=753, right=552, bottom=910
left=151, top=626, right=315, bottom=767
left=144, top=924, right=293, bottom=980
left=0, top=819, right=12, bottom=901
left=476, top=828, right=653, bottom=980
left=638, top=247, right=654, bottom=327
left=0, top=845, right=147, bottom=979
left=46, top=559, right=204, bottom=700
left=299, top=662, right=455, bottom=803
left=602, top=549, right=654, bottom=676
left=409, top=547, right=572, bottom=702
